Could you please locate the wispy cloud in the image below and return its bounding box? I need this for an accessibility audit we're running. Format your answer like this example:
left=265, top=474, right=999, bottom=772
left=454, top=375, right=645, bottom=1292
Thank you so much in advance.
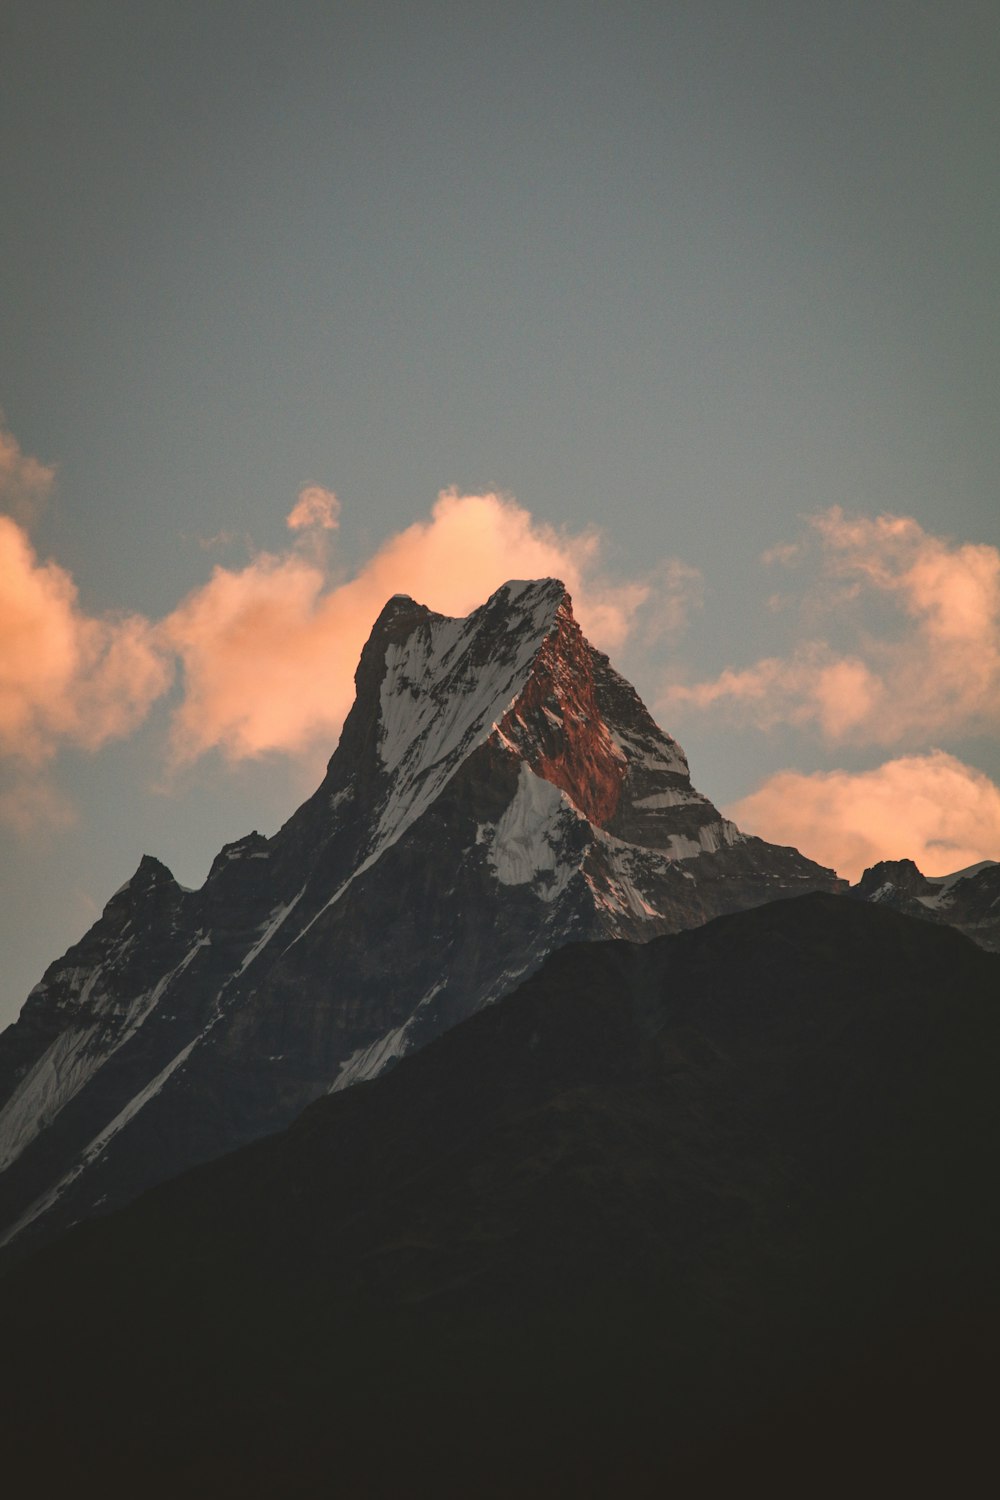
left=662, top=508, right=1000, bottom=747
left=637, top=558, right=703, bottom=643
left=0, top=419, right=56, bottom=526
left=728, top=751, right=1000, bottom=882
left=286, top=485, right=340, bottom=532
left=0, top=771, right=78, bottom=839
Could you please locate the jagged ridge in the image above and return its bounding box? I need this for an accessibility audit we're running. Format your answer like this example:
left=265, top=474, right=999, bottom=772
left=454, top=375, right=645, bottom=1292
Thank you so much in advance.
left=849, top=857, right=1000, bottom=950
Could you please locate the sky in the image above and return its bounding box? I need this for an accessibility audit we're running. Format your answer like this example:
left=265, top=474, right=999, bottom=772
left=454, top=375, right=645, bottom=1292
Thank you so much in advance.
left=2, top=0, right=999, bottom=1030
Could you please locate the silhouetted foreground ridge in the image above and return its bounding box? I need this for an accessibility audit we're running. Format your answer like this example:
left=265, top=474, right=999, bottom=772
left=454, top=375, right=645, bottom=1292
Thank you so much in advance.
left=1, top=894, right=997, bottom=1497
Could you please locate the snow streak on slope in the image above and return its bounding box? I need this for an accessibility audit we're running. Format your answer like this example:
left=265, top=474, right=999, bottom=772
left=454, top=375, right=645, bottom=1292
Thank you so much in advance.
left=0, top=937, right=208, bottom=1173
left=0, top=938, right=215, bottom=1249
left=237, top=890, right=306, bottom=975
left=0, top=1023, right=102, bottom=1174
left=332, top=983, right=444, bottom=1092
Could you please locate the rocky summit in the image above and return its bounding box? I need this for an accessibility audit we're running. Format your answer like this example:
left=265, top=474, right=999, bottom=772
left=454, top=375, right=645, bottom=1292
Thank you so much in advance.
left=0, top=578, right=841, bottom=1252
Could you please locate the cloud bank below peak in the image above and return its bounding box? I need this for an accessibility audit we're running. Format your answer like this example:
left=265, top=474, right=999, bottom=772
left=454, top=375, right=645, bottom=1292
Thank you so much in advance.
left=729, top=751, right=1000, bottom=884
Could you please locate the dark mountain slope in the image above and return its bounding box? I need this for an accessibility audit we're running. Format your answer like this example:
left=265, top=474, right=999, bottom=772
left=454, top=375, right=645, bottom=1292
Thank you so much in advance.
left=1, top=894, right=997, bottom=1496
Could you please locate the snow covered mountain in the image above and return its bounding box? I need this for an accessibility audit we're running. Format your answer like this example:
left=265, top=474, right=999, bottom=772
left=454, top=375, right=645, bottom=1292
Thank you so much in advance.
left=850, top=858, right=1000, bottom=950
left=0, top=578, right=841, bottom=1253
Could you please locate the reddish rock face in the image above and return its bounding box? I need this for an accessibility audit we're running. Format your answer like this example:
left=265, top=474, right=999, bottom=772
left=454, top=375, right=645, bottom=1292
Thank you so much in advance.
left=496, top=602, right=626, bottom=828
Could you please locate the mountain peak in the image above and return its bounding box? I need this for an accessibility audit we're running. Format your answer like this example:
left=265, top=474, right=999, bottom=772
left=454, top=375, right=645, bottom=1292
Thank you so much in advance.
left=853, top=858, right=933, bottom=900
left=0, top=577, right=843, bottom=1255
left=849, top=856, right=1000, bottom=948
left=369, top=577, right=569, bottom=642
left=340, top=579, right=579, bottom=858
left=104, top=853, right=181, bottom=912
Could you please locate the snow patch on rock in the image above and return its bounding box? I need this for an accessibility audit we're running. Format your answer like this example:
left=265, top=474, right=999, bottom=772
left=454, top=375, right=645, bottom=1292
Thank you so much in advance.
left=375, top=582, right=565, bottom=855
left=486, top=763, right=586, bottom=898
left=332, top=983, right=444, bottom=1091
left=237, top=889, right=306, bottom=975
left=0, top=937, right=209, bottom=1173
left=631, top=787, right=702, bottom=811
left=663, top=820, right=742, bottom=861
left=917, top=860, right=999, bottom=909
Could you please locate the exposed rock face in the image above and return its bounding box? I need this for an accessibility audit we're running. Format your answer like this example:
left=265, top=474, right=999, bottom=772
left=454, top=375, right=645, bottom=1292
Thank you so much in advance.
left=852, top=857, right=1000, bottom=951
left=0, top=579, right=841, bottom=1253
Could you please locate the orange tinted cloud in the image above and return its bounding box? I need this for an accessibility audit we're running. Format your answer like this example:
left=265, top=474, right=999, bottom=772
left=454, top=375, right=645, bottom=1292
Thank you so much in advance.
left=334, top=490, right=649, bottom=650
left=2, top=486, right=659, bottom=771
left=0, top=421, right=56, bottom=526
left=0, top=773, right=77, bottom=837
left=0, top=515, right=172, bottom=763
left=164, top=489, right=652, bottom=763
left=637, top=558, right=704, bottom=642
left=663, top=509, right=1000, bottom=746
left=728, top=751, right=1000, bottom=881
left=286, top=486, right=340, bottom=531
left=667, top=647, right=881, bottom=739
left=164, top=551, right=340, bottom=763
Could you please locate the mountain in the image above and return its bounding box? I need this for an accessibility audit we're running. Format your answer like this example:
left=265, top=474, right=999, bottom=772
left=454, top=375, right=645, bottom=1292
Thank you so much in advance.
left=0, top=579, right=842, bottom=1254
left=851, top=857, right=1000, bottom=950
left=1, top=894, right=997, bottom=1497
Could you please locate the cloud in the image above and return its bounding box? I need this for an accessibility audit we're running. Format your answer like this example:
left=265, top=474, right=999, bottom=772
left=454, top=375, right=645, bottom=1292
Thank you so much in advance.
left=0, top=773, right=77, bottom=838
left=759, top=541, right=801, bottom=567
left=0, top=421, right=56, bottom=526
left=665, top=647, right=882, bottom=739
left=662, top=508, right=1000, bottom=747
left=195, top=530, right=241, bottom=552
left=0, top=515, right=172, bottom=763
left=637, top=559, right=703, bottom=642
left=1, top=475, right=680, bottom=772
left=164, top=489, right=653, bottom=764
left=286, top=486, right=340, bottom=532
left=164, top=551, right=337, bottom=764
left=727, top=751, right=1000, bottom=882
